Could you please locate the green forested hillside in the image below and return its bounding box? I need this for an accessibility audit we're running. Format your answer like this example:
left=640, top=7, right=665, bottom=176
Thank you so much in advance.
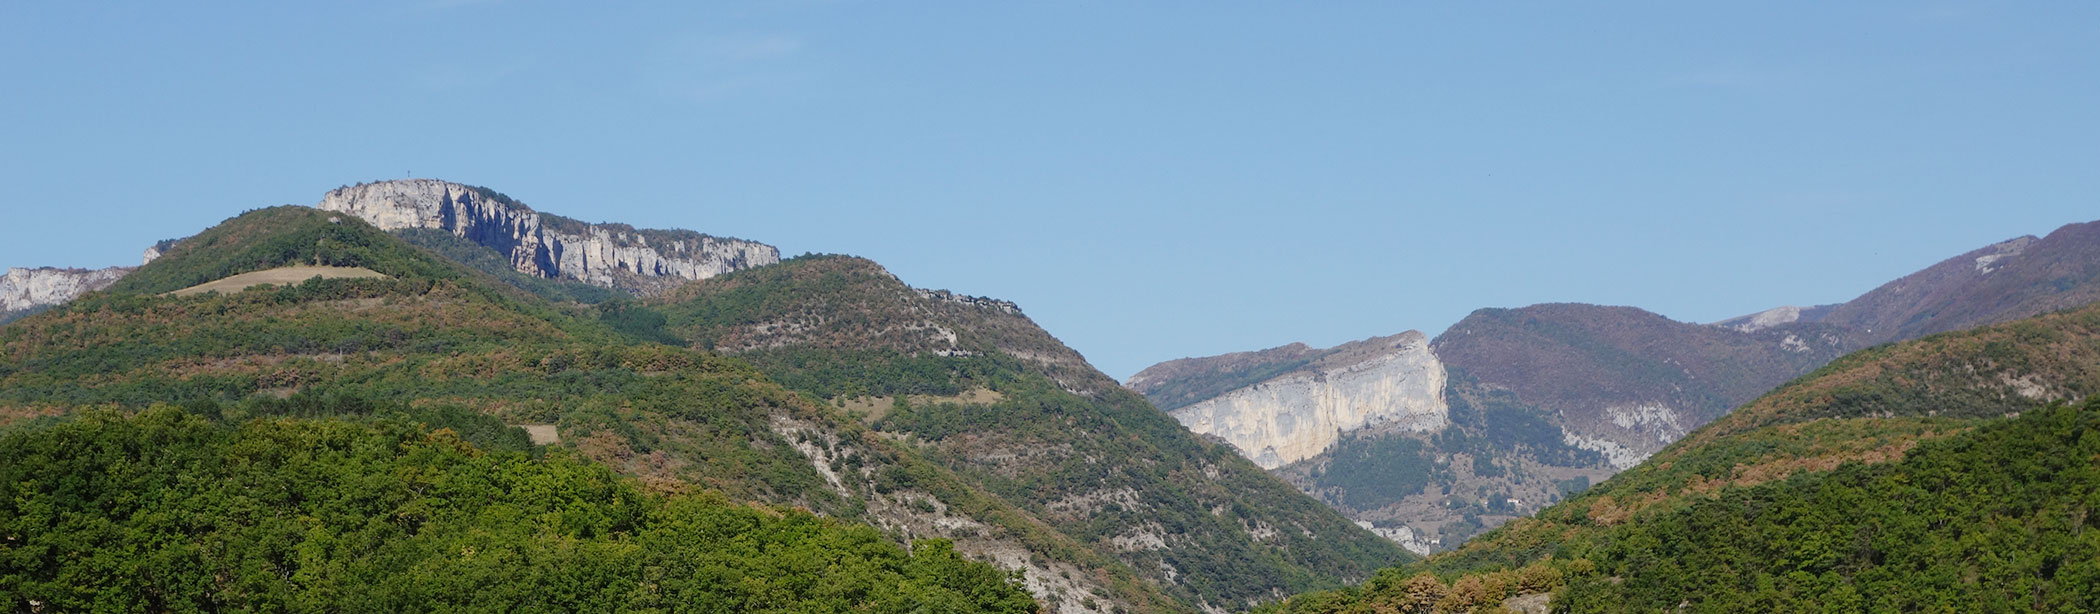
left=1, top=407, right=1036, bottom=613
left=1258, top=300, right=2100, bottom=613
left=652, top=255, right=1414, bottom=611
left=0, top=208, right=1189, bottom=612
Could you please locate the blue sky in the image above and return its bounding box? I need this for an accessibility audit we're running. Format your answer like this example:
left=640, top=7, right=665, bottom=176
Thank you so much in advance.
left=5, top=2, right=2098, bottom=378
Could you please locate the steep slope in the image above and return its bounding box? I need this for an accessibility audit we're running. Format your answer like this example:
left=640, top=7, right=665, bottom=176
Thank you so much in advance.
left=1813, top=222, right=2100, bottom=346
left=1263, top=299, right=2100, bottom=613
left=1134, top=308, right=1850, bottom=554
left=1127, top=343, right=1327, bottom=413
left=651, top=255, right=1415, bottom=612
left=2, top=408, right=1037, bottom=613
left=1432, top=303, right=1855, bottom=467
left=1711, top=303, right=1839, bottom=332
left=0, top=207, right=1176, bottom=613
left=318, top=179, right=780, bottom=296
left=1159, top=333, right=1448, bottom=471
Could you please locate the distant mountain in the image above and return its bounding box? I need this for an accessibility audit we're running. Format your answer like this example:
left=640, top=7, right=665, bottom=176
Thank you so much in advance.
left=1433, top=303, right=1854, bottom=467
left=1131, top=333, right=1449, bottom=472
left=1132, top=217, right=2100, bottom=556
left=1265, top=292, right=2100, bottom=613
left=1813, top=223, right=2100, bottom=345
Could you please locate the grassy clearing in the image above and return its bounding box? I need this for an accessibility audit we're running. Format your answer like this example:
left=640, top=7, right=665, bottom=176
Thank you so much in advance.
left=168, top=266, right=389, bottom=296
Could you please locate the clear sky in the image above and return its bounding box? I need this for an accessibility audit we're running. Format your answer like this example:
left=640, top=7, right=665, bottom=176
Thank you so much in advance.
left=5, top=2, right=2098, bottom=378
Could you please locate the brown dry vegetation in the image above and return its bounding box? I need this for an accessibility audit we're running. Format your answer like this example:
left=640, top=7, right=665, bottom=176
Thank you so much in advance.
left=166, top=265, right=389, bottom=296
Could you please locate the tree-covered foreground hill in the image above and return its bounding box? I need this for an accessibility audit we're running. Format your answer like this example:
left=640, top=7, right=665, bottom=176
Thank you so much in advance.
left=0, top=407, right=1036, bottom=613
left=1259, top=300, right=2100, bottom=613
left=0, top=203, right=1411, bottom=613
left=1, top=206, right=1145, bottom=611
left=648, top=255, right=1413, bottom=611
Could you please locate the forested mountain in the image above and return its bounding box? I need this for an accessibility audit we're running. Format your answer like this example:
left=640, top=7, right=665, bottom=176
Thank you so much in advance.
left=2, top=408, right=1036, bottom=613
left=1, top=191, right=1409, bottom=613
left=0, top=206, right=1128, bottom=612
left=644, top=255, right=1413, bottom=611
left=1258, top=297, right=2100, bottom=613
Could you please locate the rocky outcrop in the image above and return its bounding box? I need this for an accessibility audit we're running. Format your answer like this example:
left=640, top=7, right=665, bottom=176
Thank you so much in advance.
left=1712, top=304, right=1838, bottom=333
left=1167, top=332, right=1448, bottom=469
left=4, top=240, right=181, bottom=321
left=318, top=179, right=779, bottom=295
left=1, top=266, right=132, bottom=317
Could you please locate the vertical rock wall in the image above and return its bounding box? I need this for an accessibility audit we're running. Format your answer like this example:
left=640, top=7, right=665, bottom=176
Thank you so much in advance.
left=1168, top=332, right=1449, bottom=469
left=318, top=179, right=779, bottom=295
left=1, top=266, right=133, bottom=315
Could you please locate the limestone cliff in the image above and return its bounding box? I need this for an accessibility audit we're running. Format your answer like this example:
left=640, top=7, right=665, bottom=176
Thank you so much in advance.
left=0, top=266, right=132, bottom=319
left=318, top=179, right=779, bottom=295
left=1166, top=332, right=1448, bottom=469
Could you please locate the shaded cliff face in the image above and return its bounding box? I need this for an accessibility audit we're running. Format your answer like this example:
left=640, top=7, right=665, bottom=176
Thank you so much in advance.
left=1165, top=333, right=1448, bottom=469
left=0, top=266, right=133, bottom=321
left=318, top=179, right=779, bottom=296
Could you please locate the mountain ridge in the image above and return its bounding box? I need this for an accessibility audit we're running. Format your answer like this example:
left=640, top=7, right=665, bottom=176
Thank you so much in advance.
left=318, top=179, right=781, bottom=296
left=650, top=254, right=1415, bottom=611
left=1131, top=216, right=2100, bottom=556
left=1259, top=275, right=2100, bottom=613
left=1, top=189, right=1413, bottom=613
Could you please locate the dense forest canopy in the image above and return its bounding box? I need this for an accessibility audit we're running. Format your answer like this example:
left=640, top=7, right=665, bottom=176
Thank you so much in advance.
left=0, top=407, right=1039, bottom=613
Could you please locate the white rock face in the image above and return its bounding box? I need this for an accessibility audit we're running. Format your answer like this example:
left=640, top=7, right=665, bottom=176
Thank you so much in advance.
left=1, top=266, right=132, bottom=314
left=318, top=179, right=779, bottom=294
left=1169, top=332, right=1448, bottom=469
left=1561, top=402, right=1689, bottom=469
left=1354, top=521, right=1439, bottom=556
left=1720, top=305, right=1804, bottom=333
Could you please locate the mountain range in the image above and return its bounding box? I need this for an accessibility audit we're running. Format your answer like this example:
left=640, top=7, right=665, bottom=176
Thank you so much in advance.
left=8, top=178, right=2100, bottom=612
left=1261, top=267, right=2100, bottom=613
left=0, top=180, right=1408, bottom=614
left=1129, top=219, right=2100, bottom=554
